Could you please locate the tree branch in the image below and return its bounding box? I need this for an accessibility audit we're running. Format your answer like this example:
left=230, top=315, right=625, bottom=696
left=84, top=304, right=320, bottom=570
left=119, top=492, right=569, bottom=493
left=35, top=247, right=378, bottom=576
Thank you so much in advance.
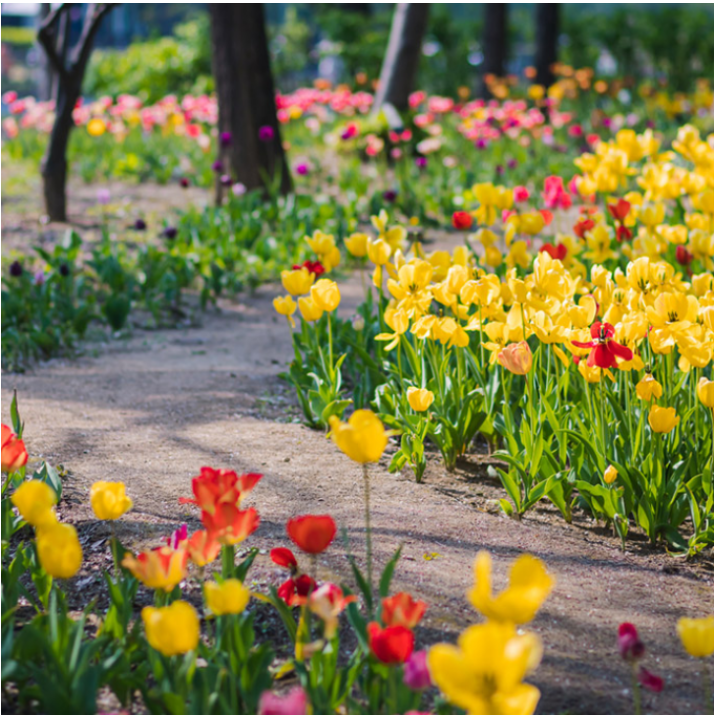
left=37, top=3, right=69, bottom=80
left=71, top=3, right=119, bottom=74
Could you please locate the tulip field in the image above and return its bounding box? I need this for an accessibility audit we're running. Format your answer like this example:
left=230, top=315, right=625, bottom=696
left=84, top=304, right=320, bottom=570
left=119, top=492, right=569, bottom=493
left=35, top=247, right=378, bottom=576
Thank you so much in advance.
left=3, top=60, right=714, bottom=715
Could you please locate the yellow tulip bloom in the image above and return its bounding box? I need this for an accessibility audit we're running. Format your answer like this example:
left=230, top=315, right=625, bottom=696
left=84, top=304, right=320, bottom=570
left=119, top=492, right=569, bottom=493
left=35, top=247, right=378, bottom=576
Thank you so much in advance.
left=603, top=465, right=618, bottom=485
left=697, top=377, right=714, bottom=409
left=428, top=621, right=542, bottom=715
left=329, top=410, right=388, bottom=464
left=36, top=523, right=83, bottom=579
left=677, top=616, right=714, bottom=658
left=407, top=387, right=434, bottom=412
left=122, top=545, right=187, bottom=592
left=310, top=279, right=341, bottom=312
left=90, top=481, right=133, bottom=521
left=273, top=295, right=297, bottom=328
left=297, top=296, right=324, bottom=323
left=345, top=232, right=368, bottom=257
left=636, top=374, right=663, bottom=402
left=468, top=551, right=553, bottom=624
left=142, top=601, right=199, bottom=656
left=648, top=405, right=680, bottom=434
left=281, top=267, right=314, bottom=296
left=11, top=480, right=57, bottom=528
left=204, top=579, right=251, bottom=616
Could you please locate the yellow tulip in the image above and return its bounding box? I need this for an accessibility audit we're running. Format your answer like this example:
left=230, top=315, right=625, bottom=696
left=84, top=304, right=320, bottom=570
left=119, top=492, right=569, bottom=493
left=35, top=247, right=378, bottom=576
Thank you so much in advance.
left=329, top=410, right=388, bottom=464
left=298, top=296, right=324, bottom=322
left=407, top=387, right=434, bottom=412
left=11, top=480, right=57, bottom=528
left=677, top=616, right=714, bottom=658
left=142, top=601, right=199, bottom=656
left=281, top=267, right=314, bottom=296
left=428, top=620, right=542, bottom=715
left=498, top=341, right=533, bottom=375
left=36, top=523, right=82, bottom=579
left=468, top=551, right=553, bottom=624
left=603, top=465, right=618, bottom=485
left=648, top=405, right=680, bottom=434
left=273, top=295, right=297, bottom=328
left=697, top=378, right=714, bottom=409
left=90, top=481, right=132, bottom=521
left=204, top=578, right=251, bottom=616
left=345, top=232, right=368, bottom=257
left=87, top=118, right=106, bottom=137
left=310, top=279, right=341, bottom=312
left=367, top=238, right=392, bottom=266
left=635, top=374, right=663, bottom=402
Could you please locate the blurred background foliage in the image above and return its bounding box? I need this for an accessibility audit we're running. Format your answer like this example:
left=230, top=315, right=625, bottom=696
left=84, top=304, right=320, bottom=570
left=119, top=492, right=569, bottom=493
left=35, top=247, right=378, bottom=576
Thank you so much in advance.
left=3, top=3, right=714, bottom=103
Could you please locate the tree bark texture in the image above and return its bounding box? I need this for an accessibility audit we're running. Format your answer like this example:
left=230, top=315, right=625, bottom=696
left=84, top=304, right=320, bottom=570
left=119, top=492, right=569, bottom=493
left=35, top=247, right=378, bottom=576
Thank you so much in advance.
left=534, top=3, right=559, bottom=87
left=373, top=3, right=430, bottom=114
left=479, top=3, right=508, bottom=98
left=209, top=3, right=291, bottom=200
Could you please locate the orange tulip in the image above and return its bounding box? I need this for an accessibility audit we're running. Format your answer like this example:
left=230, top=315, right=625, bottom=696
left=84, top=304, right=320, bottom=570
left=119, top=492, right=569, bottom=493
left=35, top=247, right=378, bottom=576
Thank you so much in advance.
left=2, top=424, right=28, bottom=473
left=497, top=341, right=533, bottom=375
left=381, top=592, right=427, bottom=629
left=201, top=504, right=260, bottom=545
left=179, top=467, right=261, bottom=514
left=122, top=545, right=188, bottom=592
left=186, top=529, right=221, bottom=567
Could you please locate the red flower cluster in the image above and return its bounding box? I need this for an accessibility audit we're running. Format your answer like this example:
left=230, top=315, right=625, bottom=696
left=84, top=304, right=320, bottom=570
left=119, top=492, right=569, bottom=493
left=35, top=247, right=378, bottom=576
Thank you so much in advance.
left=179, top=467, right=261, bottom=545
left=572, top=321, right=633, bottom=368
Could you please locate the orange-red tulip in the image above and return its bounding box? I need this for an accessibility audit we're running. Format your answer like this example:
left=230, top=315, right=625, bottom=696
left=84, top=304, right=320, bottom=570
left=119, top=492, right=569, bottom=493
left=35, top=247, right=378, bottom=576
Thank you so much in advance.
left=497, top=341, right=533, bottom=375
left=368, top=622, right=414, bottom=664
left=179, top=467, right=261, bottom=514
left=122, top=545, right=188, bottom=592
left=381, top=592, right=427, bottom=629
left=1, top=424, right=28, bottom=473
left=286, top=514, right=336, bottom=554
left=202, top=504, right=260, bottom=545
left=186, top=529, right=221, bottom=567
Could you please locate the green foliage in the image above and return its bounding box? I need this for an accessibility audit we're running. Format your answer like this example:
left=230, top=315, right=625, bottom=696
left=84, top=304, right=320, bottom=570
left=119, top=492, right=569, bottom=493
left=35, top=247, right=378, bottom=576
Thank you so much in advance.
left=85, top=17, right=214, bottom=103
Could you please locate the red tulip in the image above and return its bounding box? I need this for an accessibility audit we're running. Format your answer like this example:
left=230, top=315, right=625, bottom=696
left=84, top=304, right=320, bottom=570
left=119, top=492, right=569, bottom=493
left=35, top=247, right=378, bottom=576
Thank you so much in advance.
left=451, top=211, right=474, bottom=231
left=638, top=666, right=664, bottom=693
left=179, top=467, right=261, bottom=514
left=616, top=224, right=633, bottom=242
left=277, top=574, right=316, bottom=606
left=286, top=515, right=336, bottom=554
left=539, top=242, right=567, bottom=260
left=572, top=321, right=633, bottom=369
left=1, top=424, right=28, bottom=473
left=271, top=547, right=298, bottom=572
left=381, top=592, right=427, bottom=629
left=675, top=245, right=693, bottom=266
left=368, top=622, right=414, bottom=665
left=607, top=198, right=631, bottom=222
left=573, top=217, right=595, bottom=239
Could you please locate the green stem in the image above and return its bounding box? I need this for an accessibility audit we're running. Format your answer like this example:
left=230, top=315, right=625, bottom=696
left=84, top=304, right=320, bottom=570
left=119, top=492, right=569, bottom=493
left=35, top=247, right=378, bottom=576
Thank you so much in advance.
left=362, top=463, right=373, bottom=600
left=632, top=664, right=642, bottom=715
left=703, top=664, right=713, bottom=715
left=221, top=544, right=235, bottom=579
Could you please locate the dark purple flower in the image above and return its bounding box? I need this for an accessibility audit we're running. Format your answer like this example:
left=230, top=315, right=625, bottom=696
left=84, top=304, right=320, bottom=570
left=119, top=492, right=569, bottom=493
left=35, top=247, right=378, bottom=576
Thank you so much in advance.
left=602, top=116, right=612, bottom=129
left=403, top=650, right=432, bottom=690
left=495, top=164, right=504, bottom=175
left=258, top=125, right=275, bottom=142
left=58, top=263, right=70, bottom=277
left=212, top=159, right=224, bottom=173
left=383, top=190, right=397, bottom=203
left=220, top=174, right=233, bottom=187
left=507, top=158, right=518, bottom=170
left=475, top=138, right=487, bottom=150
left=180, top=177, right=190, bottom=188
left=646, top=119, right=655, bottom=129
left=9, top=260, right=23, bottom=278
left=34, top=270, right=46, bottom=286
left=164, top=227, right=178, bottom=240
left=638, top=667, right=664, bottom=693
left=133, top=218, right=147, bottom=231
left=219, top=131, right=232, bottom=148
left=295, top=163, right=309, bottom=176
left=415, top=156, right=427, bottom=169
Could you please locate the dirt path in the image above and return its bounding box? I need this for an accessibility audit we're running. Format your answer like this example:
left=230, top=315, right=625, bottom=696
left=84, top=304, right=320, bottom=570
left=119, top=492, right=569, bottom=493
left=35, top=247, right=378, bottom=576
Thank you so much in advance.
left=3, top=261, right=713, bottom=714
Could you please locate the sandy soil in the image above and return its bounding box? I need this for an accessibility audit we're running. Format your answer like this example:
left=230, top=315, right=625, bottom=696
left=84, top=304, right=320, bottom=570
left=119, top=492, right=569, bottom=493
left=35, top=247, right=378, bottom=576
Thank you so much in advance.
left=3, top=254, right=713, bottom=714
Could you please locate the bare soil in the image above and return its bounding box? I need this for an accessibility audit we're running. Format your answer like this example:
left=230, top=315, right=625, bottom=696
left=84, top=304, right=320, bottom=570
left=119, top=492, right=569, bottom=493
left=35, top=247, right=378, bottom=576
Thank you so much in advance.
left=2, top=181, right=713, bottom=715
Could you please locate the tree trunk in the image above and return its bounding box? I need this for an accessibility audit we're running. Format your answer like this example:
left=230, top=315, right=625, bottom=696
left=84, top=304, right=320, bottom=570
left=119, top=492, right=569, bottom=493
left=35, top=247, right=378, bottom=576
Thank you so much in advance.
left=38, top=4, right=117, bottom=222
left=373, top=3, right=430, bottom=114
left=209, top=3, right=291, bottom=202
left=534, top=4, right=559, bottom=87
left=479, top=3, right=508, bottom=98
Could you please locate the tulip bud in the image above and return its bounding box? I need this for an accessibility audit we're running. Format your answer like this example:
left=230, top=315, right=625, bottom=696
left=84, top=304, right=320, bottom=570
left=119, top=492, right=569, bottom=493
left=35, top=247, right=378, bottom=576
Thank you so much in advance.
left=498, top=341, right=533, bottom=375
left=697, top=377, right=714, bottom=409
left=603, top=465, right=618, bottom=485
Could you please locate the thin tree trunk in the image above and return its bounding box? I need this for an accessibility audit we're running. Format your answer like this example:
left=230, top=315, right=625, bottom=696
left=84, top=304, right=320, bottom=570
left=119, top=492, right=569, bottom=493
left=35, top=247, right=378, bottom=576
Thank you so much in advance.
left=479, top=3, right=508, bottom=98
left=38, top=4, right=117, bottom=222
left=373, top=3, right=430, bottom=114
left=534, top=4, right=559, bottom=88
left=209, top=3, right=291, bottom=202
